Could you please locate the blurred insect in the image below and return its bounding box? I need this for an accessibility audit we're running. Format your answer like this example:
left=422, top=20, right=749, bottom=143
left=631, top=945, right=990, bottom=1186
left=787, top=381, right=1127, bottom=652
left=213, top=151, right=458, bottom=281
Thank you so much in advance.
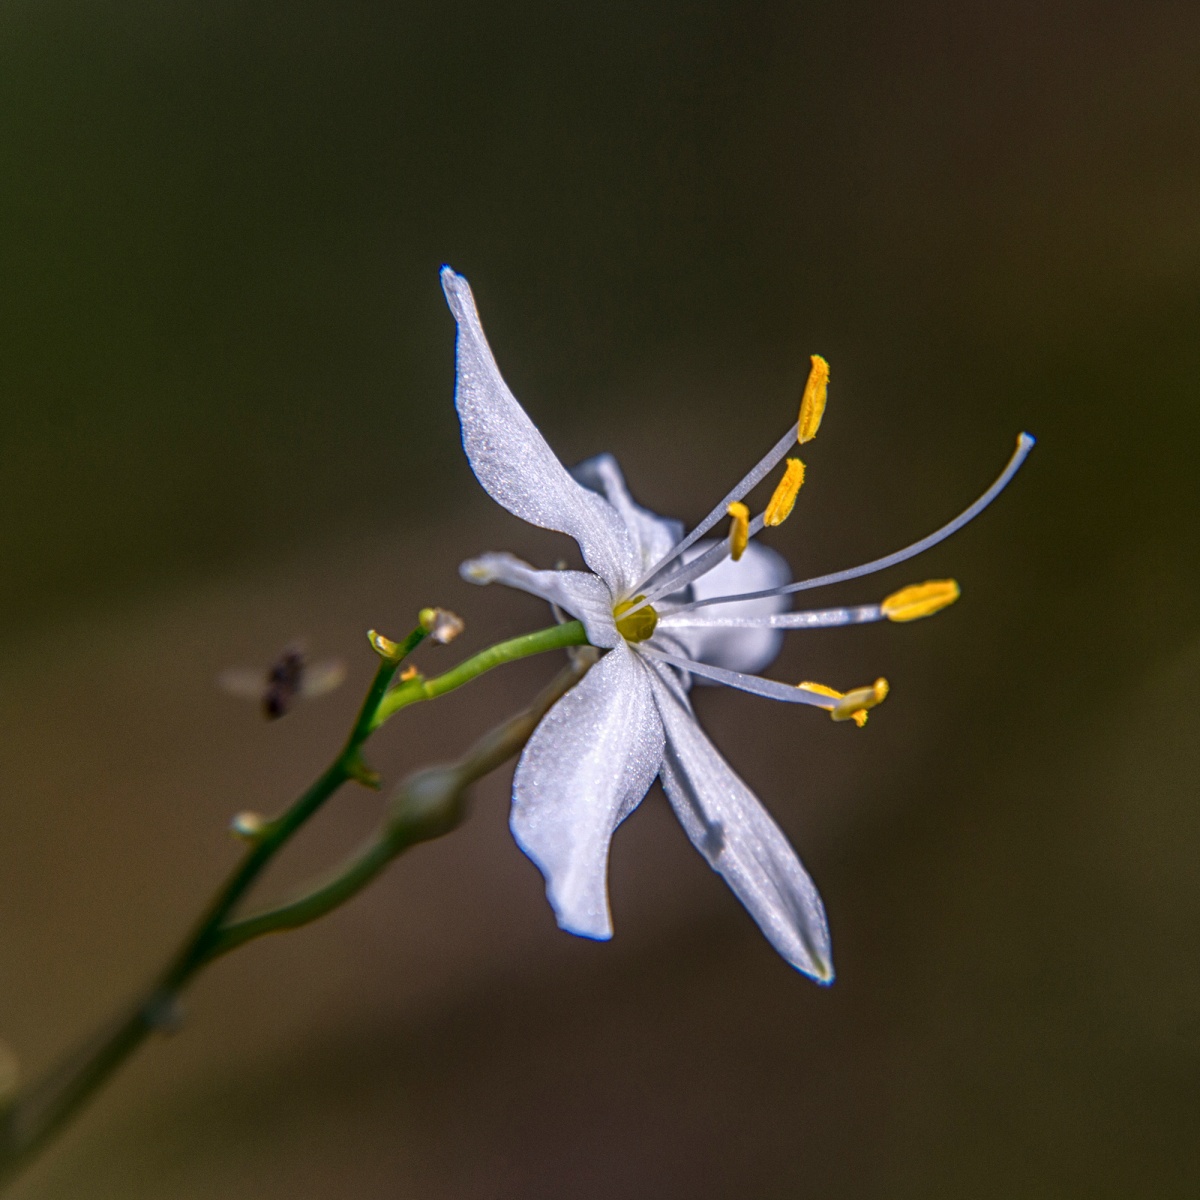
left=217, top=644, right=347, bottom=720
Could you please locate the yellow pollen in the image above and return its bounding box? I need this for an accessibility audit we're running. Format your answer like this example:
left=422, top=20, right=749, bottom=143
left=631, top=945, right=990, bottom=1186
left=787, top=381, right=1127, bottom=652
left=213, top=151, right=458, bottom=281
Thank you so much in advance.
left=796, top=681, right=842, bottom=701
left=881, top=579, right=961, bottom=622
left=798, top=355, right=829, bottom=444
left=798, top=677, right=889, bottom=727
left=764, top=457, right=806, bottom=527
left=727, top=501, right=750, bottom=561
left=614, top=596, right=658, bottom=642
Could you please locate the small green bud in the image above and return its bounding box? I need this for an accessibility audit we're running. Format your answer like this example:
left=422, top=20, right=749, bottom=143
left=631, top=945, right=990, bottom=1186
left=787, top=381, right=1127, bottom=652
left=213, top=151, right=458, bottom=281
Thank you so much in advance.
left=368, top=629, right=402, bottom=660
left=230, top=811, right=266, bottom=841
left=388, top=766, right=465, bottom=843
left=420, top=607, right=465, bottom=645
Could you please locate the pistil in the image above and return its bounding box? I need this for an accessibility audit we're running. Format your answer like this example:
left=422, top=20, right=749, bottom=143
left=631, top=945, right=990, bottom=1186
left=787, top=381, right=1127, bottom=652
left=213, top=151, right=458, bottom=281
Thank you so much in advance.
left=614, top=596, right=659, bottom=642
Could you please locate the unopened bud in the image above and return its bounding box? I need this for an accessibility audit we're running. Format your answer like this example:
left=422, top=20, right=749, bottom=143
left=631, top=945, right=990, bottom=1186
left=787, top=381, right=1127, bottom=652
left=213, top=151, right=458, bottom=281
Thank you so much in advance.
left=368, top=629, right=402, bottom=659
left=230, top=811, right=266, bottom=841
left=144, top=992, right=185, bottom=1034
left=420, top=607, right=465, bottom=645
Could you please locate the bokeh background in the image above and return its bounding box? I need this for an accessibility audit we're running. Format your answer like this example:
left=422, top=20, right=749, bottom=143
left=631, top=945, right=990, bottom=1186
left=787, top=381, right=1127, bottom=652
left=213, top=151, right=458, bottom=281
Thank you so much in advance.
left=1, top=1, right=1198, bottom=1196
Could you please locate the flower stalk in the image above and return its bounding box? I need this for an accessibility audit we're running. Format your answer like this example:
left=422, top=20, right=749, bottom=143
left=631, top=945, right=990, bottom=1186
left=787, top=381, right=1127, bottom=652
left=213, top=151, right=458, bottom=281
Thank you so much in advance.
left=0, top=618, right=593, bottom=1189
left=370, top=620, right=588, bottom=728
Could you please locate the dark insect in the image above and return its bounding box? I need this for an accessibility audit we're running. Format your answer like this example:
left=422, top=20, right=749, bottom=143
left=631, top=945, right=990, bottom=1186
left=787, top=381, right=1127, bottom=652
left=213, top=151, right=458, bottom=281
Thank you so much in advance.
left=218, top=644, right=346, bottom=720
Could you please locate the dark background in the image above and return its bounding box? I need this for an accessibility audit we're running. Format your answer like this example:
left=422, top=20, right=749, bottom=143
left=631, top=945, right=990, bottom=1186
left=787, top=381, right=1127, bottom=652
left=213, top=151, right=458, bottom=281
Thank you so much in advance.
left=1, top=1, right=1198, bottom=1196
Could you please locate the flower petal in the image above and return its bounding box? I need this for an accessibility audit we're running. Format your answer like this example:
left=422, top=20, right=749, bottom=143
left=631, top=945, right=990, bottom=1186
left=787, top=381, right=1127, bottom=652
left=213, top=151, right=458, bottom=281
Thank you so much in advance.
left=511, top=642, right=664, bottom=940
left=646, top=665, right=834, bottom=982
left=442, top=268, right=640, bottom=591
left=670, top=540, right=791, bottom=674
left=571, top=453, right=683, bottom=577
left=460, top=551, right=620, bottom=648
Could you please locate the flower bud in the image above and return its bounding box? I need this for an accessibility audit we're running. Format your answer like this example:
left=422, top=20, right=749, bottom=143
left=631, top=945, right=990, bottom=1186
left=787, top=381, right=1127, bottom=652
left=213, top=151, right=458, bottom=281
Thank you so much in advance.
left=420, top=607, right=465, bottom=644
left=230, top=811, right=266, bottom=841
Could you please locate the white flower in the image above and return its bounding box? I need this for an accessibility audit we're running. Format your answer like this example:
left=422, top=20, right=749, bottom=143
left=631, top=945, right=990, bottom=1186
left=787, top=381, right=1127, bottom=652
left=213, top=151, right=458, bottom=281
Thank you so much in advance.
left=441, top=266, right=1033, bottom=983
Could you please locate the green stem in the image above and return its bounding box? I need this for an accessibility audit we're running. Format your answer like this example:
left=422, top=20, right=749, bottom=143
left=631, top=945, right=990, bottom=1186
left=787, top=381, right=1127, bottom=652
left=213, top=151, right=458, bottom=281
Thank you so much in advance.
left=371, top=620, right=588, bottom=728
left=211, top=652, right=594, bottom=958
left=0, top=633, right=421, bottom=1185
left=0, top=618, right=594, bottom=1188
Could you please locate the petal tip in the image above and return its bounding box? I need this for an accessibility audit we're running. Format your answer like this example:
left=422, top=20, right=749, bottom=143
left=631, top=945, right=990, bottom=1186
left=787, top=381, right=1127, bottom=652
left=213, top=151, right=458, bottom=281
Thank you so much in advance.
left=556, top=913, right=614, bottom=942
left=810, top=960, right=836, bottom=987
left=439, top=265, right=473, bottom=316
left=458, top=555, right=496, bottom=585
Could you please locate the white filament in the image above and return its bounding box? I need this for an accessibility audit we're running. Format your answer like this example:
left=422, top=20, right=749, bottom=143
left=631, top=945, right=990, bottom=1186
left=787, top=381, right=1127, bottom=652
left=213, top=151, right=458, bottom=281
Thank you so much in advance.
left=657, top=604, right=883, bottom=630
left=672, top=433, right=1035, bottom=613
left=638, top=645, right=835, bottom=708
left=631, top=421, right=799, bottom=594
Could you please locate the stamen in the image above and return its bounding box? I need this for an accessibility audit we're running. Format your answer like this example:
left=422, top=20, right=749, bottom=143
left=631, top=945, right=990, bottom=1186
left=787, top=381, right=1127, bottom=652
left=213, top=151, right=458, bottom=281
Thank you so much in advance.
left=764, top=458, right=806, bottom=527
left=631, top=508, right=767, bottom=613
left=727, top=502, right=750, bottom=561
left=657, top=603, right=882, bottom=630
left=798, top=355, right=829, bottom=444
left=629, top=420, right=800, bottom=594
left=672, top=433, right=1035, bottom=613
left=797, top=677, right=889, bottom=727
left=881, top=579, right=960, bottom=622
left=638, top=645, right=836, bottom=708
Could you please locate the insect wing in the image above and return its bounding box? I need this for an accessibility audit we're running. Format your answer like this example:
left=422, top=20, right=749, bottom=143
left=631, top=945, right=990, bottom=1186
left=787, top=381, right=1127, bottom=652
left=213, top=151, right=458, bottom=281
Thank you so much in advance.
left=217, top=667, right=267, bottom=700
left=299, top=659, right=347, bottom=699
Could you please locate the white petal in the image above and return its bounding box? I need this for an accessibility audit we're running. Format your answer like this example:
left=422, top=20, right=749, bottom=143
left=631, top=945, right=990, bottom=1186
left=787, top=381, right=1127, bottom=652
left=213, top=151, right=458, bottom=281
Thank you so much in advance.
left=571, top=453, right=683, bottom=576
left=646, top=664, right=834, bottom=982
left=460, top=552, right=620, bottom=649
left=670, top=540, right=791, bottom=675
left=636, top=630, right=697, bottom=696
left=442, top=268, right=640, bottom=592
left=512, top=643, right=664, bottom=939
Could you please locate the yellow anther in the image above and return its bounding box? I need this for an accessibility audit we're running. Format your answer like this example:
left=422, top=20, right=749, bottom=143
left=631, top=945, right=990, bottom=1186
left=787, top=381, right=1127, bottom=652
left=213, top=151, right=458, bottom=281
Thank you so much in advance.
left=798, top=677, right=889, bottom=727
left=764, top=457, right=806, bottom=527
left=881, top=579, right=961, bottom=622
left=727, top=501, right=750, bottom=561
left=798, top=355, right=829, bottom=444
left=614, top=596, right=658, bottom=642
left=399, top=665, right=420, bottom=682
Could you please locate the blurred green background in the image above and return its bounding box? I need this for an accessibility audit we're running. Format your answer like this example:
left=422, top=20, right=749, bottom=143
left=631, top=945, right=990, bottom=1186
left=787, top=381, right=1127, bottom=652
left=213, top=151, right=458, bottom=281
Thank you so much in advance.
left=1, top=1, right=1198, bottom=1195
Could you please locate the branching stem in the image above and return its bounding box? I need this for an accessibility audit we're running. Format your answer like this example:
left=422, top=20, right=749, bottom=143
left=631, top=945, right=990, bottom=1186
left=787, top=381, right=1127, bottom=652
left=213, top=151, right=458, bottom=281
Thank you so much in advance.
left=0, top=619, right=594, bottom=1189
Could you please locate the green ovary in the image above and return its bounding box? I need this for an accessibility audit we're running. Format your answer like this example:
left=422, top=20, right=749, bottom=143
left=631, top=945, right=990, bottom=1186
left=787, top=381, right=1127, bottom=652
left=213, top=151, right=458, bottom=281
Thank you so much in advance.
left=613, top=596, right=658, bottom=642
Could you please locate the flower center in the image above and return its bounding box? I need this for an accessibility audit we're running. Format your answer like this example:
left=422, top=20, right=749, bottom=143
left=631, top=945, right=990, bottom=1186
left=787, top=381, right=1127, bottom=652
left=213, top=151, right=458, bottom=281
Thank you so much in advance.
left=613, top=596, right=658, bottom=642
